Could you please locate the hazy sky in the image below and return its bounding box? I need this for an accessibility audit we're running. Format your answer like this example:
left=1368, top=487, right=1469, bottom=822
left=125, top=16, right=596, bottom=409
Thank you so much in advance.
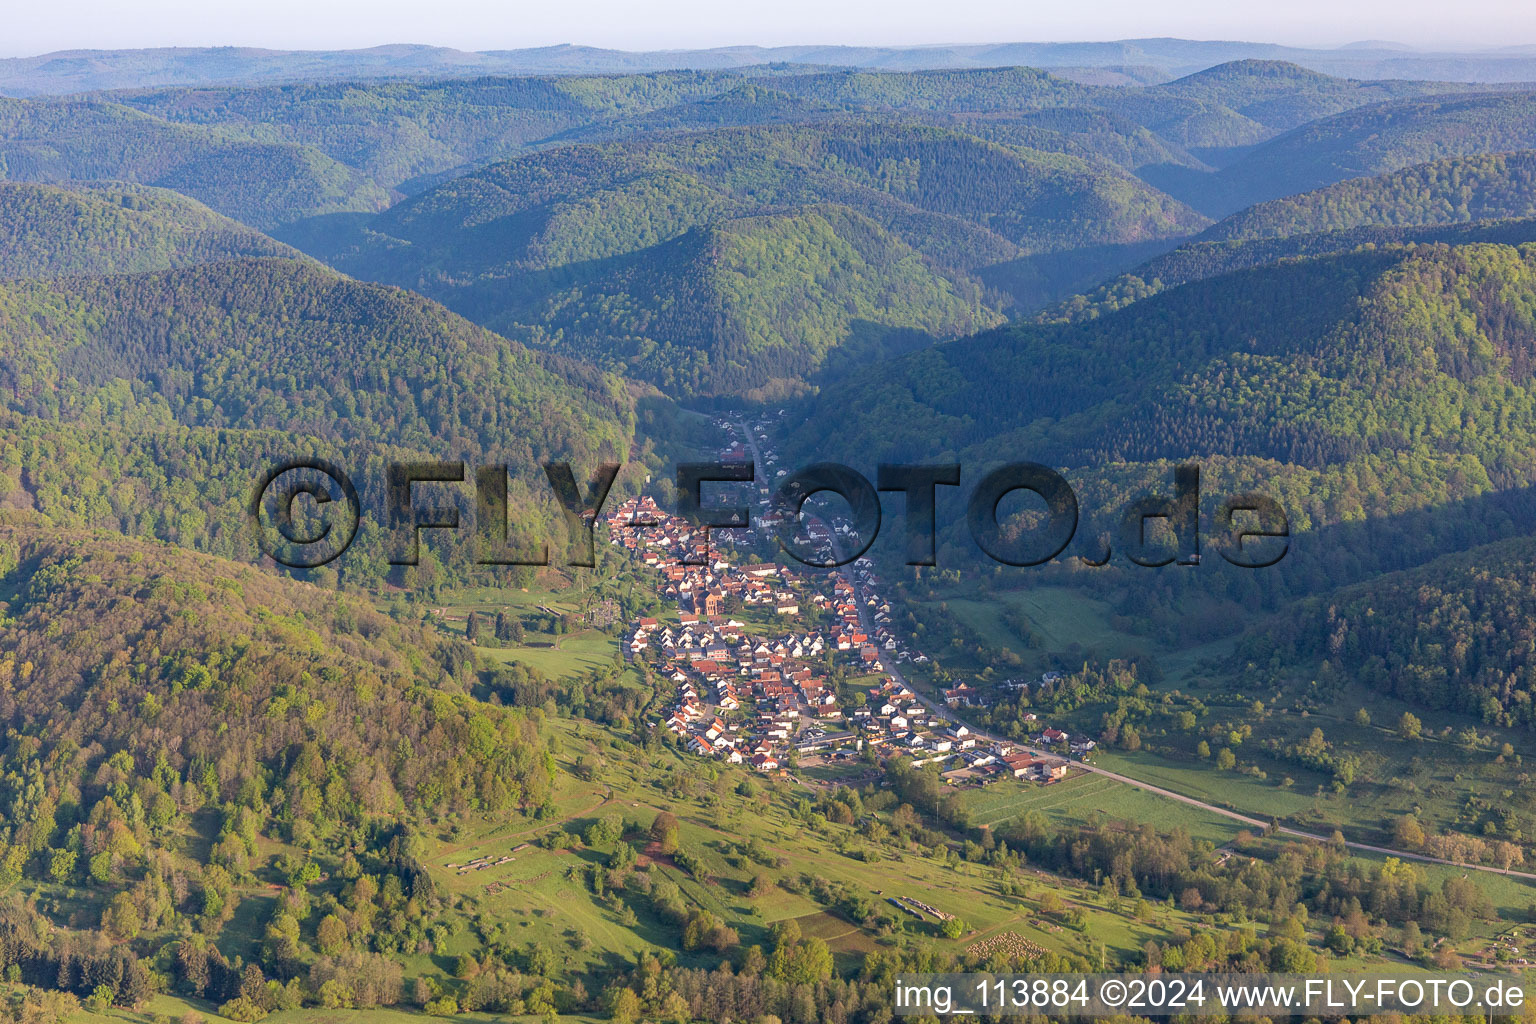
left=4, top=0, right=1534, bottom=57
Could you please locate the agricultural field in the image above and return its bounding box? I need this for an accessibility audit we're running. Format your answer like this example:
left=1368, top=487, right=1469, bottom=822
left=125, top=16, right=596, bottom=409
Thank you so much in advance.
left=476, top=632, right=622, bottom=681
left=963, top=773, right=1244, bottom=844
left=917, top=582, right=1237, bottom=686
left=400, top=713, right=1519, bottom=990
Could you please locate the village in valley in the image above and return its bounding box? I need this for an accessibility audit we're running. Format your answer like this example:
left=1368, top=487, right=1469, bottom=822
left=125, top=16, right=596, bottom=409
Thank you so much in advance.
left=602, top=417, right=1095, bottom=786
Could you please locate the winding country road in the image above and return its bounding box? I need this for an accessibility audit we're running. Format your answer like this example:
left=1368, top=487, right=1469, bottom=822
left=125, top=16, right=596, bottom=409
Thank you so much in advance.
left=733, top=419, right=1536, bottom=883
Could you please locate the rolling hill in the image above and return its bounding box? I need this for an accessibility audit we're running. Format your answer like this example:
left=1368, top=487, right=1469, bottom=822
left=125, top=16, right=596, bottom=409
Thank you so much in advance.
left=1203, top=150, right=1536, bottom=241
left=0, top=257, right=636, bottom=584
left=1034, top=150, right=1536, bottom=322
left=281, top=123, right=1206, bottom=396
left=793, top=240, right=1536, bottom=543
left=1202, top=91, right=1536, bottom=215
left=0, top=522, right=546, bottom=820
left=0, top=96, right=390, bottom=228
left=1246, top=534, right=1536, bottom=727
left=289, top=123, right=1206, bottom=266
left=106, top=72, right=747, bottom=192
left=460, top=205, right=1003, bottom=400
left=3, top=61, right=1505, bottom=246
left=1144, top=59, right=1476, bottom=140
left=1039, top=218, right=1536, bottom=325
left=0, top=180, right=303, bottom=278
left=0, top=256, right=633, bottom=459
left=0, top=518, right=554, bottom=996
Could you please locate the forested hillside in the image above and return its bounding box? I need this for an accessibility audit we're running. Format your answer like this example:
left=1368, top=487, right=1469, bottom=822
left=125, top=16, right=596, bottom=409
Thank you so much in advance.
left=0, top=257, right=632, bottom=459
left=281, top=123, right=1204, bottom=395
left=1152, top=61, right=1465, bottom=129
left=295, top=122, right=1201, bottom=267
left=0, top=524, right=552, bottom=985
left=0, top=524, right=545, bottom=818
left=1041, top=217, right=1536, bottom=324
left=0, top=97, right=391, bottom=228
left=1037, top=153, right=1536, bottom=318
left=0, top=181, right=303, bottom=278
left=0, top=60, right=1514, bottom=234
left=107, top=73, right=748, bottom=191
left=1115, top=59, right=1482, bottom=156
left=456, top=206, right=1001, bottom=399
left=1203, top=91, right=1536, bottom=215
left=1204, top=151, right=1536, bottom=241
left=0, top=257, right=636, bottom=584
left=1246, top=536, right=1536, bottom=727
left=796, top=240, right=1536, bottom=536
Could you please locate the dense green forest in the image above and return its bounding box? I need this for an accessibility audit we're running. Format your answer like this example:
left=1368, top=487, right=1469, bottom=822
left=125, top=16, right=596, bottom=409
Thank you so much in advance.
left=9, top=50, right=1536, bottom=1022
left=279, top=122, right=1203, bottom=395
left=466, top=205, right=1002, bottom=399
left=0, top=257, right=633, bottom=460
left=102, top=61, right=1470, bottom=185
left=1035, top=146, right=1536, bottom=321
left=800, top=240, right=1536, bottom=485
left=0, top=182, right=303, bottom=278
left=1246, top=536, right=1536, bottom=727
left=0, top=525, right=547, bottom=823
left=107, top=73, right=751, bottom=192
left=1107, top=59, right=1486, bottom=156
left=1039, top=217, right=1536, bottom=324
left=0, top=525, right=561, bottom=1004
left=1204, top=151, right=1536, bottom=241
left=1200, top=91, right=1536, bottom=215
left=791, top=239, right=1536, bottom=597
left=1, top=58, right=1504, bottom=232
left=0, top=98, right=392, bottom=229
left=0, top=256, right=637, bottom=585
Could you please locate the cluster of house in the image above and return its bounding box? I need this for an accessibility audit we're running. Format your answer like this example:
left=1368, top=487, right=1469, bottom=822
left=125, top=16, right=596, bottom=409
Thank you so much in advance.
left=828, top=576, right=884, bottom=671
left=846, top=559, right=928, bottom=667
left=716, top=413, right=786, bottom=497
left=606, top=459, right=1094, bottom=785
left=650, top=629, right=853, bottom=771
left=610, top=496, right=863, bottom=772
left=848, top=678, right=1071, bottom=782
left=607, top=496, right=805, bottom=618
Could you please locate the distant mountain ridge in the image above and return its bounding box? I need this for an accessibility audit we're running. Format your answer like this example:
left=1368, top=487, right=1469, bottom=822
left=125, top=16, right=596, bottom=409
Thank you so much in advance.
left=6, top=39, right=1536, bottom=96
left=0, top=59, right=1511, bottom=235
